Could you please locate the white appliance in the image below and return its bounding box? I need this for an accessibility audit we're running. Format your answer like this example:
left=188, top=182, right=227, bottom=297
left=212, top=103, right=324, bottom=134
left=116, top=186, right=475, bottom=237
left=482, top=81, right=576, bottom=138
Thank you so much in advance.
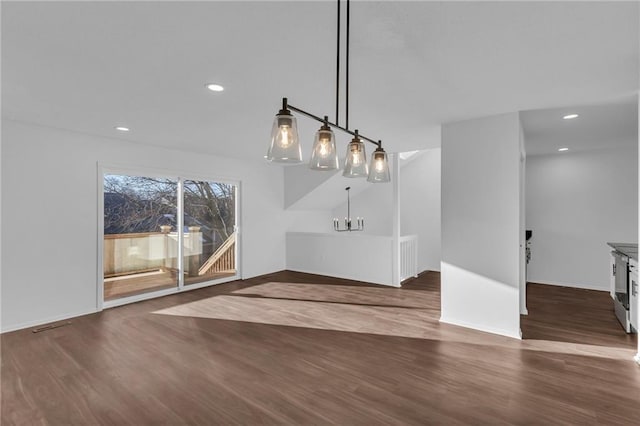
left=630, top=259, right=638, bottom=333
left=612, top=250, right=632, bottom=333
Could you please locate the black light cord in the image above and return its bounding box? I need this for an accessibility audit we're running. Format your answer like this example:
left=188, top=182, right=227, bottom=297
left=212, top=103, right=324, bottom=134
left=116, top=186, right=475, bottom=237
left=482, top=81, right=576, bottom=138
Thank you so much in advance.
left=336, top=0, right=340, bottom=126
left=346, top=0, right=350, bottom=130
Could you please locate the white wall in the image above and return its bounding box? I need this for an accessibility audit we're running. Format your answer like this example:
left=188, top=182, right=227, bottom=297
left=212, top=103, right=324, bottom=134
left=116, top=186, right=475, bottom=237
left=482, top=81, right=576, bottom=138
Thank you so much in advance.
left=441, top=112, right=522, bottom=339
left=0, top=119, right=3, bottom=333
left=286, top=232, right=395, bottom=286
left=0, top=120, right=311, bottom=332
left=400, top=149, right=441, bottom=272
left=285, top=209, right=333, bottom=233
left=526, top=146, right=638, bottom=291
left=284, top=163, right=339, bottom=209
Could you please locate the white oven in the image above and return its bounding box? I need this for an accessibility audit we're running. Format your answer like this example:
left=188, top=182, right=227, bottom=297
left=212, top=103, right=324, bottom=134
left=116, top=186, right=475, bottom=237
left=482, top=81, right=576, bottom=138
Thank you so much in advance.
left=612, top=250, right=631, bottom=332
left=630, top=259, right=638, bottom=333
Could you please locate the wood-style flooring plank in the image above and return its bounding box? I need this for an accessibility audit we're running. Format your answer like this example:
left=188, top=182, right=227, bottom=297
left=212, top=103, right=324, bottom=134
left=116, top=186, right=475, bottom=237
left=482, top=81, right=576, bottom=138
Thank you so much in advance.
left=2, top=271, right=639, bottom=425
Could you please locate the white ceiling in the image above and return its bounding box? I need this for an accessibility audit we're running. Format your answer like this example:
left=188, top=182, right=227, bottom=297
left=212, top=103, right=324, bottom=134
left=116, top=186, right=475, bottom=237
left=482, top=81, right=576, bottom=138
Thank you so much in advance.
left=522, top=95, right=638, bottom=156
left=2, top=1, right=638, bottom=160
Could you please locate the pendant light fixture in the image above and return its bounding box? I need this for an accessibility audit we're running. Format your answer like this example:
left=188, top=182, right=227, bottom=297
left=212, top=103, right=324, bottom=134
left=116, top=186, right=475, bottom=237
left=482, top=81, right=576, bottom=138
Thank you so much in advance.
left=367, top=144, right=391, bottom=183
left=343, top=130, right=368, bottom=177
left=309, top=116, right=339, bottom=170
left=266, top=0, right=390, bottom=183
left=266, top=99, right=302, bottom=163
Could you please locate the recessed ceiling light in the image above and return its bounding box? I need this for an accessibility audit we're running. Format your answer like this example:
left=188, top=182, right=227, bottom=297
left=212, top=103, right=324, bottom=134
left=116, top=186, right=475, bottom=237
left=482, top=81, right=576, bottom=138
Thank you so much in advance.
left=206, top=83, right=224, bottom=92
left=563, top=114, right=579, bottom=120
left=115, top=126, right=130, bottom=132
left=558, top=147, right=569, bottom=152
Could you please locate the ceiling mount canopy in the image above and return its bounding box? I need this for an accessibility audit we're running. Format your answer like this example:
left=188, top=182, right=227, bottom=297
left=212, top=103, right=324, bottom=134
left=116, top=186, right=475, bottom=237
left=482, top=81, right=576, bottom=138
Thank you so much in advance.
left=266, top=0, right=390, bottom=183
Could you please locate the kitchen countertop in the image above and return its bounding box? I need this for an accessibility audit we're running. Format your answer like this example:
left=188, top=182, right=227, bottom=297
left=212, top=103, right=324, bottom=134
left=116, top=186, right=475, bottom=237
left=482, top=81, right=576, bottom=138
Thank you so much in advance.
left=608, top=242, right=638, bottom=261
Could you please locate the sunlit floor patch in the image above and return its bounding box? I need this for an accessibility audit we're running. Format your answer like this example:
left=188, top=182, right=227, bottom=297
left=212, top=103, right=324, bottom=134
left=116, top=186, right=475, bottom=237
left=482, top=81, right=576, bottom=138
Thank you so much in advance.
left=232, top=281, right=435, bottom=309
left=153, top=282, right=636, bottom=361
left=154, top=293, right=437, bottom=338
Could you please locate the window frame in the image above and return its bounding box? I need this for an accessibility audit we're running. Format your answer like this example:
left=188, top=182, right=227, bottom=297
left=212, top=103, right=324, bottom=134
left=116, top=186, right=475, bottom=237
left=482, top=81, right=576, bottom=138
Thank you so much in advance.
left=97, top=163, right=241, bottom=310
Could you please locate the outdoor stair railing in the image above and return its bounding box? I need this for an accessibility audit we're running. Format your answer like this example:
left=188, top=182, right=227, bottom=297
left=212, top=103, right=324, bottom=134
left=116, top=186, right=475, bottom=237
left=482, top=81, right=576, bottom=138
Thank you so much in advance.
left=198, top=231, right=236, bottom=276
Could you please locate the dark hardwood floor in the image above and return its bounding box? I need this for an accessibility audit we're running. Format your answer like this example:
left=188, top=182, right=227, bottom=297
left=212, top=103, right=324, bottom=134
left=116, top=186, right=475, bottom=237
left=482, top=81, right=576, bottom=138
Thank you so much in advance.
left=2, top=271, right=639, bottom=425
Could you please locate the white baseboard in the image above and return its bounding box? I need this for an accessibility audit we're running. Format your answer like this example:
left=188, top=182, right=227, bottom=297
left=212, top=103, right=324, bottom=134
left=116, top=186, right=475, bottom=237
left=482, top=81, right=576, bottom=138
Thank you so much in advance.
left=1, top=308, right=98, bottom=334
left=286, top=267, right=398, bottom=287
left=527, top=279, right=607, bottom=292
left=439, top=316, right=522, bottom=340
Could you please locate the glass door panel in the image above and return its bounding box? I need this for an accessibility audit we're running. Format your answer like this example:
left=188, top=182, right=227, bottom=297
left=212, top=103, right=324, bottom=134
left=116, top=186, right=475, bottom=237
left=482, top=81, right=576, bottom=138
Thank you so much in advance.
left=103, top=174, right=179, bottom=300
left=183, top=180, right=237, bottom=285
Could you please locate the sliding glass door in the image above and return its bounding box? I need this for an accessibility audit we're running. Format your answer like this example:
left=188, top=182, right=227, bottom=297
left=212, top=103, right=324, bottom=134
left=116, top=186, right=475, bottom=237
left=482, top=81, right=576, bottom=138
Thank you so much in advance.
left=102, top=172, right=238, bottom=304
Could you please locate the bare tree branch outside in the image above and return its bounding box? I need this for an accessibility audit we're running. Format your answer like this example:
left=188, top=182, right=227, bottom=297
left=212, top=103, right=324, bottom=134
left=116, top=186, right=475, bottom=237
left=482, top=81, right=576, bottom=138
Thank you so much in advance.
left=104, top=175, right=235, bottom=258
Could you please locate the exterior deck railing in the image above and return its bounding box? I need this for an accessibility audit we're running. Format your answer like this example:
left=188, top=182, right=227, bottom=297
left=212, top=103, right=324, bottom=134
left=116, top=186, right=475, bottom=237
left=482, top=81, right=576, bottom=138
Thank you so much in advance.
left=104, top=230, right=236, bottom=278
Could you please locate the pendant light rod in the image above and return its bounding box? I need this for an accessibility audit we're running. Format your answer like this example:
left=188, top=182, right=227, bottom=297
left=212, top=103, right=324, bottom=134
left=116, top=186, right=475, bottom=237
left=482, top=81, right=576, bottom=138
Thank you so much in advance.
left=346, top=186, right=351, bottom=223
left=335, top=0, right=340, bottom=126
left=284, top=98, right=382, bottom=148
left=346, top=0, right=350, bottom=130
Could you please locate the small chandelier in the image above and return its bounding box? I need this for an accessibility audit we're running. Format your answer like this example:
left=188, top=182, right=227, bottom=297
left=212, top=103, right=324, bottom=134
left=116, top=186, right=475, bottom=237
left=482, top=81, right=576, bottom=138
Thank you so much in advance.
left=333, top=187, right=364, bottom=232
left=266, top=0, right=390, bottom=183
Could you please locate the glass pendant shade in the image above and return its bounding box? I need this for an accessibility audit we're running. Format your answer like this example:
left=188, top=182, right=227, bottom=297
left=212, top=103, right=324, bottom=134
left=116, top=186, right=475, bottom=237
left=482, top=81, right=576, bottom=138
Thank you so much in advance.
left=343, top=134, right=368, bottom=178
left=266, top=112, right=302, bottom=163
left=309, top=122, right=339, bottom=170
left=367, top=147, right=391, bottom=183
